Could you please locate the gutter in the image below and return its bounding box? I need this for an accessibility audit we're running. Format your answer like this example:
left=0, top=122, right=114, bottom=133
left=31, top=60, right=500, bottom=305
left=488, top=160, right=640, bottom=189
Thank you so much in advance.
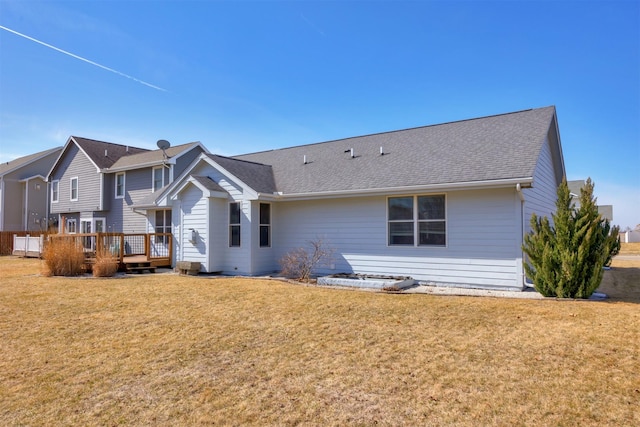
left=263, top=177, right=534, bottom=201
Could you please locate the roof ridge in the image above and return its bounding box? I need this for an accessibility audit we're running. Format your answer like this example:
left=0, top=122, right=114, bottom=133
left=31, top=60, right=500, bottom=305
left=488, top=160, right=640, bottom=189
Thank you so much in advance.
left=209, top=153, right=272, bottom=167
left=71, top=136, right=150, bottom=151
left=234, top=106, right=555, bottom=156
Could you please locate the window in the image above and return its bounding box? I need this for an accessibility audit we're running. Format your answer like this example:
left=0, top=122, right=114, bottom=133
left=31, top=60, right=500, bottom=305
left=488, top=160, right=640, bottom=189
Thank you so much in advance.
left=66, top=218, right=77, bottom=234
left=388, top=195, right=446, bottom=246
left=115, top=173, right=125, bottom=199
left=155, top=210, right=171, bottom=244
left=229, top=202, right=241, bottom=247
left=70, top=177, right=78, bottom=201
left=152, top=167, right=164, bottom=192
left=51, top=180, right=59, bottom=203
left=259, top=203, right=271, bottom=247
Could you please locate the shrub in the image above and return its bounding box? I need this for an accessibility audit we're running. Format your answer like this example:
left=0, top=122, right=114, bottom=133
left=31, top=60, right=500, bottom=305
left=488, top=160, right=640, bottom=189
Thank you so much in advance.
left=280, top=237, right=335, bottom=282
left=523, top=178, right=620, bottom=298
left=42, top=237, right=85, bottom=277
left=92, top=249, right=119, bottom=277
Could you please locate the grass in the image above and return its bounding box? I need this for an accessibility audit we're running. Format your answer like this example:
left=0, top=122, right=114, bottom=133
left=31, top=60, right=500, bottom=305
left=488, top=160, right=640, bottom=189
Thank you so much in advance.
left=620, top=242, right=640, bottom=255
left=1, top=256, right=639, bottom=426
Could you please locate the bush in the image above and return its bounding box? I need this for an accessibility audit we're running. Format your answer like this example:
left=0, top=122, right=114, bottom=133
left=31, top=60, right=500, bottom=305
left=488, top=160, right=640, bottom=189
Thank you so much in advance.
left=92, top=249, right=119, bottom=277
left=280, top=237, right=335, bottom=282
left=42, top=237, right=85, bottom=277
left=523, top=178, right=620, bottom=298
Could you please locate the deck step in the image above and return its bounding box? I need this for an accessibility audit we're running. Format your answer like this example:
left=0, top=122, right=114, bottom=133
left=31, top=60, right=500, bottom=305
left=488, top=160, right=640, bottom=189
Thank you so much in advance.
left=125, top=261, right=156, bottom=274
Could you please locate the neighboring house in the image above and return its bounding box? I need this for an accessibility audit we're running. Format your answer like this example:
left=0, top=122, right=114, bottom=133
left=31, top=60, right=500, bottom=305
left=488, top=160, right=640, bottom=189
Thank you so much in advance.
left=0, top=147, right=62, bottom=232
left=47, top=136, right=207, bottom=236
left=567, top=180, right=613, bottom=222
left=156, top=106, right=565, bottom=291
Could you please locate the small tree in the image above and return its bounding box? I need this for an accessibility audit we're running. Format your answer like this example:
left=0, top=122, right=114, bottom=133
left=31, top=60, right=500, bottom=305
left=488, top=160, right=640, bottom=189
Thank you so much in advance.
left=523, top=178, right=620, bottom=298
left=279, top=237, right=335, bottom=282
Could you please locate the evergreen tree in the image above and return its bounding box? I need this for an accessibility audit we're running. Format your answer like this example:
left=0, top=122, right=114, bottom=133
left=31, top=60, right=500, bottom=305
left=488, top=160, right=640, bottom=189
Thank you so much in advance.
left=523, top=178, right=620, bottom=298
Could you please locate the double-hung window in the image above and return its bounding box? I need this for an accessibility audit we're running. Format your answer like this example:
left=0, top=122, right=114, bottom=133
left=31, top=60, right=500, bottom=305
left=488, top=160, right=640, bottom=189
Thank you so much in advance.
left=51, top=180, right=59, bottom=203
left=70, top=177, right=78, bottom=201
left=259, top=203, right=271, bottom=247
left=115, top=173, right=125, bottom=199
left=229, top=202, right=241, bottom=247
left=152, top=167, right=164, bottom=192
left=388, top=195, right=446, bottom=246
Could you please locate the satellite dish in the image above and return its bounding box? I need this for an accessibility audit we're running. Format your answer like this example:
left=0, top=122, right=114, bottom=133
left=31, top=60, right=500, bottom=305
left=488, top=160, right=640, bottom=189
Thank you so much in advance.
left=156, top=139, right=171, bottom=150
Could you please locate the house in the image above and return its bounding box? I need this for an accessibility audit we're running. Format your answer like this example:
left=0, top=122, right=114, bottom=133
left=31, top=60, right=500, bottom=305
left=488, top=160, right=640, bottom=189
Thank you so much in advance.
left=157, top=106, right=565, bottom=291
left=567, top=180, right=613, bottom=221
left=47, top=136, right=207, bottom=236
left=0, top=147, right=62, bottom=232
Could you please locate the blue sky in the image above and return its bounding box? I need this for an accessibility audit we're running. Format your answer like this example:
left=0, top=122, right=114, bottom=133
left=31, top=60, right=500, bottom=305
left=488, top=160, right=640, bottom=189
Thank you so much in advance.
left=0, top=0, right=638, bottom=228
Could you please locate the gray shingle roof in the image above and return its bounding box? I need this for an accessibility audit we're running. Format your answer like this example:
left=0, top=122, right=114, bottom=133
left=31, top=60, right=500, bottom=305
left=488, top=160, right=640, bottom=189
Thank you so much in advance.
left=72, top=136, right=149, bottom=169
left=0, top=147, right=62, bottom=176
left=108, top=142, right=202, bottom=170
left=205, top=154, right=277, bottom=194
left=191, top=175, right=227, bottom=193
left=233, top=106, right=557, bottom=195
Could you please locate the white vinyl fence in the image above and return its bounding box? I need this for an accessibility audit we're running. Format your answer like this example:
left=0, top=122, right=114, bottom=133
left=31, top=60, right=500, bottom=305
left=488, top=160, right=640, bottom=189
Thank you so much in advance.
left=13, top=234, right=45, bottom=257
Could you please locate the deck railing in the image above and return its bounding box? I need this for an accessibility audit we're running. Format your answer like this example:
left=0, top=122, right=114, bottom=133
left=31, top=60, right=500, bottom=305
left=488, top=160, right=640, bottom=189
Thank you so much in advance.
left=47, top=232, right=172, bottom=264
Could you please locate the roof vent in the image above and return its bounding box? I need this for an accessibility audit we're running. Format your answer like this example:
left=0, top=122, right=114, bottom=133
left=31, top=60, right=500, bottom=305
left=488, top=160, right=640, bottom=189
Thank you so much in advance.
left=303, top=155, right=308, bottom=164
left=344, top=148, right=355, bottom=158
left=380, top=146, right=384, bottom=155
left=104, top=149, right=108, bottom=157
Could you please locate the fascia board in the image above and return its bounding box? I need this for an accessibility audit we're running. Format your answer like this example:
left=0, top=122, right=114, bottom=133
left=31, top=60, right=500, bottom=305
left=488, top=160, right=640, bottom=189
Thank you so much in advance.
left=47, top=139, right=77, bottom=181
left=272, top=177, right=535, bottom=201
left=19, top=174, right=46, bottom=183
left=1, top=148, right=60, bottom=178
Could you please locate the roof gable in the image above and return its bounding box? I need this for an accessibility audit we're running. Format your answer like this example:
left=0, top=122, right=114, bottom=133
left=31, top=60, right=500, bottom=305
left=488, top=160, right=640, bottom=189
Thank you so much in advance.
left=233, top=106, right=559, bottom=196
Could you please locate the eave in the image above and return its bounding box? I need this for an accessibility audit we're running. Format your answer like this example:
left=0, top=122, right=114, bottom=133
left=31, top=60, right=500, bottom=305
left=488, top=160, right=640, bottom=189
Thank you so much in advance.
left=262, top=177, right=535, bottom=201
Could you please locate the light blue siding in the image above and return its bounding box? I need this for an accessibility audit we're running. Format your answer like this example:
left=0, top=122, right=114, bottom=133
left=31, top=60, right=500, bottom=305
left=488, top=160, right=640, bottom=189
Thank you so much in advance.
left=272, top=189, right=522, bottom=289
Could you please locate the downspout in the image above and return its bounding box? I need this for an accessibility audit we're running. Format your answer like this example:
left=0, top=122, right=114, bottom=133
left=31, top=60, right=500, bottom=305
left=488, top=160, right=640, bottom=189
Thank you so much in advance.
left=0, top=178, right=4, bottom=230
left=24, top=179, right=29, bottom=231
left=516, top=183, right=527, bottom=288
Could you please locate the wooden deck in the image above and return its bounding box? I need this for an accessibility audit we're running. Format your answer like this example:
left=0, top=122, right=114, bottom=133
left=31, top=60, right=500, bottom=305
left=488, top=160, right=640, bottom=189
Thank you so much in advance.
left=48, top=232, right=172, bottom=273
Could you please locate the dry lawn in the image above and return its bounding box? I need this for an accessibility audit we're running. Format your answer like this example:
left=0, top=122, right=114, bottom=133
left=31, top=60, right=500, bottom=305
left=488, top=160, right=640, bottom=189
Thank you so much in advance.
left=1, top=256, right=639, bottom=426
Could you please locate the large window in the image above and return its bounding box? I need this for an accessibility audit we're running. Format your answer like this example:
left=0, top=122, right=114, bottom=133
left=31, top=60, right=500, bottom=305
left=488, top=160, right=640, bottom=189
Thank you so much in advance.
left=152, top=167, right=164, bottom=192
left=229, top=202, right=241, bottom=247
left=115, top=173, right=125, bottom=199
left=155, top=210, right=171, bottom=244
left=259, top=203, right=271, bottom=247
left=51, top=180, right=59, bottom=203
left=70, top=177, right=78, bottom=201
left=388, top=195, right=446, bottom=246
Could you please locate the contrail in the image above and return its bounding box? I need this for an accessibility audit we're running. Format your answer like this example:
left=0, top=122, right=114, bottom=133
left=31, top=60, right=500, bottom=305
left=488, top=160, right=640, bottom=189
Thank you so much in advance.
left=0, top=25, right=167, bottom=92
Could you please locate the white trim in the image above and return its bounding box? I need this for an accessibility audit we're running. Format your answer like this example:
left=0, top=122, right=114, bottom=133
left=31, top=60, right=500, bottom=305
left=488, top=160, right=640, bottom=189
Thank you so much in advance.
left=152, top=166, right=165, bottom=192
left=115, top=172, right=125, bottom=199
left=70, top=176, right=78, bottom=201
left=272, top=177, right=534, bottom=201
left=229, top=201, right=241, bottom=247
left=259, top=202, right=271, bottom=248
left=0, top=179, right=4, bottom=230
left=386, top=193, right=447, bottom=248
left=51, top=179, right=59, bottom=203
left=66, top=217, right=77, bottom=234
